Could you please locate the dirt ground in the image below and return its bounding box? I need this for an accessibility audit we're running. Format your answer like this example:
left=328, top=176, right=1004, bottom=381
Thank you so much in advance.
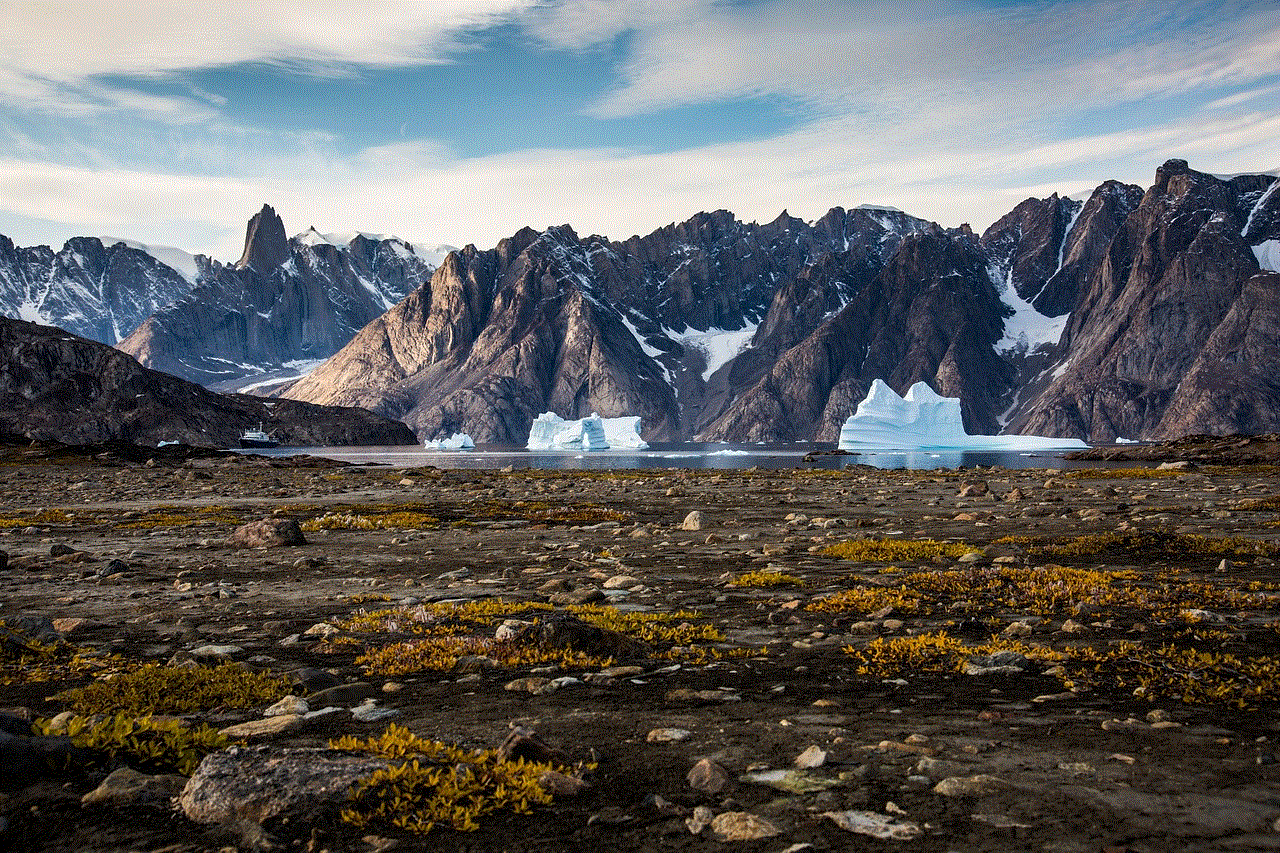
left=2, top=443, right=1280, bottom=853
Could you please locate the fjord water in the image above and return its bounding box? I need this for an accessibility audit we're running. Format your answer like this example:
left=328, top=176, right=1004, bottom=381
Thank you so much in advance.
left=247, top=442, right=1095, bottom=471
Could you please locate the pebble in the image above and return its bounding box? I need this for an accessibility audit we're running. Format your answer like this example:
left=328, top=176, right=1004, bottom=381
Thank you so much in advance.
left=219, top=715, right=304, bottom=740
left=933, top=774, right=1006, bottom=797
left=685, top=805, right=715, bottom=834
left=263, top=696, right=309, bottom=717
left=679, top=511, right=703, bottom=531
left=646, top=727, right=692, bottom=743
left=686, top=758, right=730, bottom=793
left=824, top=810, right=922, bottom=840
left=794, top=745, right=827, bottom=768
left=709, top=811, right=780, bottom=842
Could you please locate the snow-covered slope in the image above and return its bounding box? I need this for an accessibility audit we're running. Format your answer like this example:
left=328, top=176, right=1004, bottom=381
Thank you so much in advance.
left=0, top=235, right=202, bottom=345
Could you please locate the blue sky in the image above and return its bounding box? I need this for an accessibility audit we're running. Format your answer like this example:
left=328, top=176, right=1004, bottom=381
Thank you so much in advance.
left=0, top=0, right=1276, bottom=260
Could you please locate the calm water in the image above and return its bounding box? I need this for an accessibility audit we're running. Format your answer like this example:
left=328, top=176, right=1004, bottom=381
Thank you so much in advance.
left=248, top=441, right=1107, bottom=471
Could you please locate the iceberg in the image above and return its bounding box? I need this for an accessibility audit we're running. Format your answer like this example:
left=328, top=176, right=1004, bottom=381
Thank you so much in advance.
left=601, top=416, right=650, bottom=450
left=526, top=412, right=610, bottom=451
left=423, top=433, right=475, bottom=450
left=525, top=412, right=651, bottom=451
left=837, top=380, right=1087, bottom=451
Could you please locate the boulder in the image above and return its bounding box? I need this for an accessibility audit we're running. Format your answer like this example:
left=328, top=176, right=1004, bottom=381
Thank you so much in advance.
left=180, top=746, right=387, bottom=824
left=228, top=519, right=306, bottom=548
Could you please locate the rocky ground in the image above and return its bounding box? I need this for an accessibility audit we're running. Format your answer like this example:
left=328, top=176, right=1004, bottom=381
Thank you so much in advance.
left=3, top=443, right=1280, bottom=852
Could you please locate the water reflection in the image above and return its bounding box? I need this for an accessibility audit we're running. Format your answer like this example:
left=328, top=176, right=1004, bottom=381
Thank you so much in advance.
left=246, top=442, right=1100, bottom=471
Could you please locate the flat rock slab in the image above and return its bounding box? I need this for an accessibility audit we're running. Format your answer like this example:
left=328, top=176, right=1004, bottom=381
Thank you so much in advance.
left=82, top=767, right=187, bottom=808
left=180, top=746, right=387, bottom=824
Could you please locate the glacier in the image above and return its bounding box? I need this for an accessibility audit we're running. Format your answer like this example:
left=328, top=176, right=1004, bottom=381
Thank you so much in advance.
left=838, top=380, right=1087, bottom=451
left=525, top=413, right=650, bottom=451
left=423, top=433, right=475, bottom=450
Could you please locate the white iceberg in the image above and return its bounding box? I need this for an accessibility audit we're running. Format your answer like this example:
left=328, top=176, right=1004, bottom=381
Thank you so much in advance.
left=837, top=380, right=1087, bottom=451
left=600, top=416, right=650, bottom=450
left=526, top=412, right=611, bottom=451
left=423, top=433, right=475, bottom=450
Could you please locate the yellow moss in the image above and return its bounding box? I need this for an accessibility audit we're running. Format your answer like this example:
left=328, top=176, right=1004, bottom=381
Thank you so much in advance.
left=997, top=532, right=1280, bottom=560
left=842, top=631, right=1061, bottom=678
left=823, top=538, right=972, bottom=562
left=333, top=724, right=563, bottom=835
left=728, top=570, right=806, bottom=588
left=34, top=713, right=230, bottom=775
left=356, top=637, right=612, bottom=676
left=57, top=663, right=290, bottom=715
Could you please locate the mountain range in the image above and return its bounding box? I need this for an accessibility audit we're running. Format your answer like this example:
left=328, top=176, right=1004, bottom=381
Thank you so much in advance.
left=2, top=159, right=1277, bottom=445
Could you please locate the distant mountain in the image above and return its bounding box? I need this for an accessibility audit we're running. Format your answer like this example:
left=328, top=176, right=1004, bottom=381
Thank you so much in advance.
left=0, top=205, right=453, bottom=391
left=4, top=160, right=1277, bottom=446
left=0, top=234, right=200, bottom=346
left=284, top=160, right=1279, bottom=444
left=0, top=316, right=416, bottom=446
left=282, top=207, right=931, bottom=442
left=116, top=205, right=449, bottom=389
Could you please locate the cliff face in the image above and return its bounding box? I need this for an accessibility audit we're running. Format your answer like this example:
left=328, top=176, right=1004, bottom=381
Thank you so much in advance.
left=283, top=208, right=932, bottom=442
left=0, top=317, right=415, bottom=447
left=282, top=161, right=1280, bottom=445
left=1011, top=160, right=1280, bottom=441
left=116, top=206, right=438, bottom=388
left=7, top=161, right=1279, bottom=447
left=0, top=234, right=200, bottom=346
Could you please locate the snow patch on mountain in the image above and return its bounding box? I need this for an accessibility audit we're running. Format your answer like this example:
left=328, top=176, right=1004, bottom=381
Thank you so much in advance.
left=99, top=237, right=199, bottom=282
left=667, top=324, right=758, bottom=381
left=991, top=264, right=1067, bottom=354
left=1254, top=240, right=1280, bottom=273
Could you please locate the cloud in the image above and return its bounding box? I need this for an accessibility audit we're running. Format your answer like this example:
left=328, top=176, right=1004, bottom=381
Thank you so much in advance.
left=0, top=1, right=534, bottom=119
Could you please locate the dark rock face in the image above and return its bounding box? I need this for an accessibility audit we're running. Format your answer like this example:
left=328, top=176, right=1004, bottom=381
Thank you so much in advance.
left=0, top=317, right=416, bottom=446
left=702, top=227, right=1012, bottom=441
left=284, top=208, right=929, bottom=442
left=236, top=204, right=290, bottom=273
left=1012, top=160, right=1279, bottom=441
left=0, top=235, right=199, bottom=345
left=117, top=213, right=436, bottom=388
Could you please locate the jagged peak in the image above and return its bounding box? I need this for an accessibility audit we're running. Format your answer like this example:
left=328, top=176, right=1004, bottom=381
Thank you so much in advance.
left=236, top=203, right=289, bottom=273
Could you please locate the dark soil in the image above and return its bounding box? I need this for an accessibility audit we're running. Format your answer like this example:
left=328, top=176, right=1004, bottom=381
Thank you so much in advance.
left=3, top=442, right=1280, bottom=852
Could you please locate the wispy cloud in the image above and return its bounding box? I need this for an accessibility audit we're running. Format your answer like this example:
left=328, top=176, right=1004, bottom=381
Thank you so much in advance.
left=0, top=1, right=1275, bottom=258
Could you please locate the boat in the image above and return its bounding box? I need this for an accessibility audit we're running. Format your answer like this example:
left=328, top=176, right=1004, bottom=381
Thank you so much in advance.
left=238, top=424, right=278, bottom=449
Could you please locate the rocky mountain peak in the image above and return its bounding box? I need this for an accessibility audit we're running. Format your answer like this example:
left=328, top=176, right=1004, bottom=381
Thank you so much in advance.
left=236, top=204, right=289, bottom=273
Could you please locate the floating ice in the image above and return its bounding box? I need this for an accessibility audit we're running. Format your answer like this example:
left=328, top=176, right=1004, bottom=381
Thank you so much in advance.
left=423, top=433, right=475, bottom=450
left=838, top=380, right=1087, bottom=450
left=526, top=413, right=610, bottom=451
left=600, top=416, right=650, bottom=449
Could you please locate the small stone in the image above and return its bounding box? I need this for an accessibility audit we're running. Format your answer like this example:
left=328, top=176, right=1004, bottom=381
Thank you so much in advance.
left=709, top=811, right=780, bottom=842
left=1059, top=618, right=1088, bottom=634
left=1001, top=620, right=1033, bottom=638
left=602, top=575, right=640, bottom=590
left=957, top=550, right=983, bottom=563
left=685, top=805, right=714, bottom=834
left=263, top=696, right=309, bottom=717
left=180, top=746, right=387, bottom=824
left=646, top=727, right=692, bottom=743
left=679, top=511, right=703, bottom=531
left=81, top=767, right=187, bottom=808
left=794, top=745, right=827, bottom=769
left=686, top=758, right=730, bottom=794
left=823, top=810, right=922, bottom=840
left=227, top=518, right=306, bottom=548
left=537, top=769, right=589, bottom=797
left=933, top=774, right=1006, bottom=797
left=190, top=644, right=243, bottom=659
left=351, top=700, right=400, bottom=723
left=219, top=715, right=304, bottom=740
left=505, top=676, right=553, bottom=694
left=307, top=682, right=376, bottom=707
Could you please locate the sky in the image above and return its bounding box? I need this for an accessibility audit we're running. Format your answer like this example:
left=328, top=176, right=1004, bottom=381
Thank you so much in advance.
left=0, top=0, right=1276, bottom=261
